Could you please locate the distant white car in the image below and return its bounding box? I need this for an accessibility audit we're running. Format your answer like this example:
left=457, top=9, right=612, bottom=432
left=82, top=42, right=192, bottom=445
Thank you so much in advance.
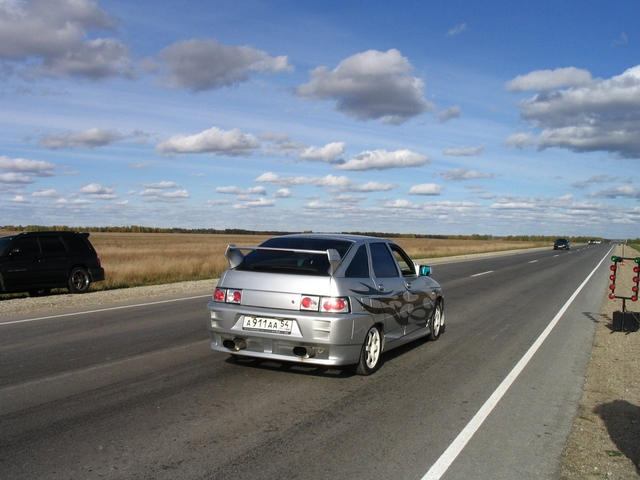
left=207, top=234, right=444, bottom=375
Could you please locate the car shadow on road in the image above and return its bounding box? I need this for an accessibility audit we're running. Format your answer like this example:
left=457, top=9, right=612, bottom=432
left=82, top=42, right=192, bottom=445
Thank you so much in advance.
left=594, top=400, right=640, bottom=475
left=225, top=355, right=355, bottom=378
left=223, top=332, right=440, bottom=378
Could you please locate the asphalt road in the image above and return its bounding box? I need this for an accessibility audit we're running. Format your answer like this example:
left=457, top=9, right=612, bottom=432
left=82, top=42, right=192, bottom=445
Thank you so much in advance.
left=0, top=244, right=614, bottom=479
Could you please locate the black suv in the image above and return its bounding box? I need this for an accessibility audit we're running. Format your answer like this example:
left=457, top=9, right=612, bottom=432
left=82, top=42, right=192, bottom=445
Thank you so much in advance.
left=0, top=231, right=105, bottom=296
left=553, top=238, right=571, bottom=250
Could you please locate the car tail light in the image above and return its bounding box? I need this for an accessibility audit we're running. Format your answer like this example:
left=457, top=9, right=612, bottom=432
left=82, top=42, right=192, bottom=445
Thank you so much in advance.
left=300, top=295, right=320, bottom=311
left=320, top=297, right=350, bottom=313
left=213, top=288, right=242, bottom=304
left=213, top=288, right=226, bottom=302
left=227, top=289, right=242, bottom=304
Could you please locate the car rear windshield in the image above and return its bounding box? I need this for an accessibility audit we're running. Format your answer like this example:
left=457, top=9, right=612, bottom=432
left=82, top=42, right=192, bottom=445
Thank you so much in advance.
left=237, top=237, right=353, bottom=276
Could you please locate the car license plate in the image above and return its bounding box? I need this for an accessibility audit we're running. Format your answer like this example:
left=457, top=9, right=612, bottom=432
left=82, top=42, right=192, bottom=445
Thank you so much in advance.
left=242, top=316, right=292, bottom=334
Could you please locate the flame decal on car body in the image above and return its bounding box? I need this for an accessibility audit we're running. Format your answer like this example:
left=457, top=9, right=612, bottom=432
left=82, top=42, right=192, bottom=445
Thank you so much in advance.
left=350, top=283, right=432, bottom=326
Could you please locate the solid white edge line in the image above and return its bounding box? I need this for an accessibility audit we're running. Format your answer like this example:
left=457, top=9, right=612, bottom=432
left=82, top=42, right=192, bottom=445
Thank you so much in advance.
left=421, top=246, right=614, bottom=480
left=0, top=294, right=212, bottom=326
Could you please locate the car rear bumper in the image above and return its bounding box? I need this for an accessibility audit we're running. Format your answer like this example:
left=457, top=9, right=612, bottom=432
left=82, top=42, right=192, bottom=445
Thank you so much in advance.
left=207, top=301, right=375, bottom=366
left=90, top=267, right=105, bottom=282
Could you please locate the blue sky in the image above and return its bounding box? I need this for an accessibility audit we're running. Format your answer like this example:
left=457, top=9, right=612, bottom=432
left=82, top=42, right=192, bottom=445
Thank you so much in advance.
left=1, top=0, right=639, bottom=238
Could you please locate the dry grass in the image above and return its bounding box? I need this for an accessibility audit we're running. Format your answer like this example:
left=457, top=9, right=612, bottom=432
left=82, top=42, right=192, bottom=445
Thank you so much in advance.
left=0, top=231, right=546, bottom=293
left=88, top=233, right=272, bottom=289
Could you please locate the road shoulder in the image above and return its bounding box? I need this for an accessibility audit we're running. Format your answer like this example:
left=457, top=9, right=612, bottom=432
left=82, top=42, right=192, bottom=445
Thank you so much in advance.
left=560, top=246, right=640, bottom=479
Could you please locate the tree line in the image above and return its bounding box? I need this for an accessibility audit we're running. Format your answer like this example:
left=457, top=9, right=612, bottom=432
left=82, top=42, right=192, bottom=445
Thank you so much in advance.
left=2, top=225, right=634, bottom=244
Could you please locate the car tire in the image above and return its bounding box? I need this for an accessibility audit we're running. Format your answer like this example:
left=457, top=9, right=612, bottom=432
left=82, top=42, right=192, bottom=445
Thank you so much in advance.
left=427, top=302, right=443, bottom=341
left=354, top=325, right=382, bottom=375
left=68, top=267, right=91, bottom=293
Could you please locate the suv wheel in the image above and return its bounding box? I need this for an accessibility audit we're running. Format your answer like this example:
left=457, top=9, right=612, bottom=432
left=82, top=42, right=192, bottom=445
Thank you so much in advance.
left=68, top=267, right=91, bottom=293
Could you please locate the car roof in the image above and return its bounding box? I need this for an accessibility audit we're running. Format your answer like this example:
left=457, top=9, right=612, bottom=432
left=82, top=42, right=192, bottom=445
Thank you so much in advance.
left=268, top=233, right=392, bottom=244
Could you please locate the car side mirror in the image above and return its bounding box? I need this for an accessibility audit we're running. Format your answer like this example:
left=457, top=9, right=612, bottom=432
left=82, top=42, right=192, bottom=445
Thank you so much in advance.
left=419, top=265, right=432, bottom=277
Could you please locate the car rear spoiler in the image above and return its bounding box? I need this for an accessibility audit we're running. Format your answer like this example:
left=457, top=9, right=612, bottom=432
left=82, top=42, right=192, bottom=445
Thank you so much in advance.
left=225, top=244, right=342, bottom=275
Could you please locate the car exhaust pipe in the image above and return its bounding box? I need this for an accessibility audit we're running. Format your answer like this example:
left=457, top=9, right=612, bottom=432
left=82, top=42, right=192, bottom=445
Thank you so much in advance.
left=293, top=346, right=316, bottom=358
left=223, top=338, right=247, bottom=351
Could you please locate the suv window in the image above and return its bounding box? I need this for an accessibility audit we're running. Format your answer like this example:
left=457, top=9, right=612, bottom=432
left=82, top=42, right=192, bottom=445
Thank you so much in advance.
left=13, top=237, right=40, bottom=255
left=64, top=234, right=92, bottom=253
left=0, top=236, right=13, bottom=256
left=40, top=236, right=68, bottom=254
left=370, top=243, right=399, bottom=278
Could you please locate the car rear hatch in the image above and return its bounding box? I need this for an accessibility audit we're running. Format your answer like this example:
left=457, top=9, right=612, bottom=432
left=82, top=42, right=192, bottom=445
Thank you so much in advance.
left=218, top=269, right=334, bottom=311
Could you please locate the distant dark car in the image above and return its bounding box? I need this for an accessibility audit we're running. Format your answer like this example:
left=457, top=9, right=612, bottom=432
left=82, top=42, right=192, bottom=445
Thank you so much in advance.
left=553, top=238, right=571, bottom=250
left=0, top=231, right=105, bottom=296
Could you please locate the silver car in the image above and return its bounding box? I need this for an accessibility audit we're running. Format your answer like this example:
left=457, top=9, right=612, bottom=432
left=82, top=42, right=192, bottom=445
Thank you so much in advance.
left=207, top=234, right=444, bottom=375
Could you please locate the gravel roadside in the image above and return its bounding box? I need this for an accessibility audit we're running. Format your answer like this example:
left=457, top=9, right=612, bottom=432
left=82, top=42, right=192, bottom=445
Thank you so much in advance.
left=560, top=245, right=640, bottom=479
left=0, top=278, right=218, bottom=317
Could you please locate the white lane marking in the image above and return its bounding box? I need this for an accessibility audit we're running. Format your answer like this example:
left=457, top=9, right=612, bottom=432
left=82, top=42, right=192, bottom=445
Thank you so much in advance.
left=421, top=247, right=613, bottom=480
left=471, top=271, right=494, bottom=277
left=0, top=294, right=212, bottom=326
left=528, top=260, right=538, bottom=263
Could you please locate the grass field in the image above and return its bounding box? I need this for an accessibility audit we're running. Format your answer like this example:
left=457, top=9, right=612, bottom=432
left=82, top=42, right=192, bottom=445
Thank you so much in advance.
left=0, top=231, right=547, bottom=294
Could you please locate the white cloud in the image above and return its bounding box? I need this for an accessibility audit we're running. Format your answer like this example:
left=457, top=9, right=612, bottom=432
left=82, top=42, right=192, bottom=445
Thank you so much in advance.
left=351, top=181, right=396, bottom=192
left=586, top=185, right=640, bottom=199
left=39, top=127, right=124, bottom=149
left=506, top=67, right=592, bottom=92
left=408, top=183, right=443, bottom=195
left=295, top=49, right=433, bottom=124
left=142, top=181, right=181, bottom=189
left=156, top=126, right=260, bottom=156
left=254, top=172, right=396, bottom=193
left=216, top=185, right=267, bottom=195
left=78, top=183, right=117, bottom=199
left=0, top=155, right=56, bottom=176
left=1, top=173, right=33, bottom=184
left=139, top=188, right=190, bottom=203
left=273, top=188, right=291, bottom=198
left=443, top=145, right=485, bottom=156
left=32, top=188, right=60, bottom=197
left=157, top=39, right=293, bottom=92
left=233, top=197, right=276, bottom=209
left=0, top=0, right=134, bottom=80
left=335, top=149, right=429, bottom=171
left=385, top=199, right=421, bottom=209
left=437, top=106, right=461, bottom=123
left=447, top=23, right=467, bottom=36
left=441, top=168, right=494, bottom=181
left=507, top=65, right=640, bottom=158
left=299, top=142, right=345, bottom=163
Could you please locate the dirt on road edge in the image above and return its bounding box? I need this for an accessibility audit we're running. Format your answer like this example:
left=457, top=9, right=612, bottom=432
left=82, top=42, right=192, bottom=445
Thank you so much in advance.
left=560, top=245, right=640, bottom=479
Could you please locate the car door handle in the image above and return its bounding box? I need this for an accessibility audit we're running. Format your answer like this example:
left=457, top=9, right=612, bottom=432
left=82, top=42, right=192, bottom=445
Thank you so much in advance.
left=377, top=284, right=385, bottom=291
left=405, top=282, right=412, bottom=289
